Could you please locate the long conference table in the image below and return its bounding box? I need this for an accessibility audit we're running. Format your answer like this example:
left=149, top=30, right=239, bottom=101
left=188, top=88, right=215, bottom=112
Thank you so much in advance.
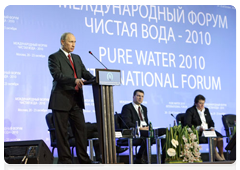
left=117, top=135, right=222, bottom=164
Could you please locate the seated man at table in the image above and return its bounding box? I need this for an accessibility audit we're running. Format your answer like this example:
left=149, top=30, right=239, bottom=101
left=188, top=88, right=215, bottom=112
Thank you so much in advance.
left=184, top=94, right=225, bottom=161
left=121, top=89, right=166, bottom=164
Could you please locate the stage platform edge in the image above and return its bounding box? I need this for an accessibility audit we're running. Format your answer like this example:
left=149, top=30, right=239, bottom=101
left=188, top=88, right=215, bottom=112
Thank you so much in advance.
left=15, top=161, right=238, bottom=170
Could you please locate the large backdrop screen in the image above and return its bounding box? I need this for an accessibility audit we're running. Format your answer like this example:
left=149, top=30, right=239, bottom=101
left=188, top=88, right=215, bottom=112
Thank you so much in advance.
left=4, top=5, right=236, bottom=153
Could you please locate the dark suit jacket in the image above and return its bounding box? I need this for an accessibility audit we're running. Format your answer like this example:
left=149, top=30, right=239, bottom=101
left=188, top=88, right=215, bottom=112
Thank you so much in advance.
left=121, top=103, right=148, bottom=129
left=48, top=49, right=94, bottom=111
left=184, top=105, right=214, bottom=128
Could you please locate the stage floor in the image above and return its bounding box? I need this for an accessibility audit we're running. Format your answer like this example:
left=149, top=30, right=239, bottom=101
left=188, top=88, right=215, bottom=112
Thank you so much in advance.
left=45, top=161, right=238, bottom=170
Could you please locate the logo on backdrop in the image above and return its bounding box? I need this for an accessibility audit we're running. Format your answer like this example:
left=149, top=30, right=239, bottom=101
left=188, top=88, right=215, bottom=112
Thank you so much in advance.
left=107, top=72, right=113, bottom=81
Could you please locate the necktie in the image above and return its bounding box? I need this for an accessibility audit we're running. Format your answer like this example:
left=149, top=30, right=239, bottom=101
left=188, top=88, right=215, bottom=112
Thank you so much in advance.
left=67, top=54, right=79, bottom=91
left=138, top=106, right=143, bottom=121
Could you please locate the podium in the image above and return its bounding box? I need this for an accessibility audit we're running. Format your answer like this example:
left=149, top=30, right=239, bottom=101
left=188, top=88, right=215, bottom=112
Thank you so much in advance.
left=85, top=69, right=121, bottom=164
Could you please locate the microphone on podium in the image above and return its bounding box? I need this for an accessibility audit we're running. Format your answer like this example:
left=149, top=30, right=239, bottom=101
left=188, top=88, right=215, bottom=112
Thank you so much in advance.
left=89, top=51, right=108, bottom=69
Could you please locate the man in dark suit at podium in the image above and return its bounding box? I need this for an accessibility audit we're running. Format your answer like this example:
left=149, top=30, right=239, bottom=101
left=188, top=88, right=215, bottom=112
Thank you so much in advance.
left=48, top=32, right=97, bottom=164
left=121, top=89, right=166, bottom=164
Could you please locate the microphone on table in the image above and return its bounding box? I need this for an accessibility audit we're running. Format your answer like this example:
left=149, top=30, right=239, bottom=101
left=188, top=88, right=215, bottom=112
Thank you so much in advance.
left=89, top=51, right=108, bottom=69
left=171, top=114, right=176, bottom=119
left=115, top=112, right=135, bottom=137
left=115, top=112, right=129, bottom=129
left=171, top=114, right=177, bottom=126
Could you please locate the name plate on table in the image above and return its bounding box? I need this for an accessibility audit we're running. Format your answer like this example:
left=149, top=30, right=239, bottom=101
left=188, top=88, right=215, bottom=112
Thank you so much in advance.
left=98, top=70, right=121, bottom=86
left=115, top=132, right=122, bottom=138
left=202, top=130, right=217, bottom=137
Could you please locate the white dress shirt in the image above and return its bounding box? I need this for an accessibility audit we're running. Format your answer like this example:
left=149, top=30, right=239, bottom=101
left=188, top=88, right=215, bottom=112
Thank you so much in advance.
left=132, top=102, right=147, bottom=127
left=60, top=48, right=73, bottom=62
left=196, top=107, right=214, bottom=131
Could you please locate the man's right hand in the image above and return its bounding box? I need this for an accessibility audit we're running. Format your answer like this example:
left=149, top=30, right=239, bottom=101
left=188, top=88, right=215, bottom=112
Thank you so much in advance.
left=75, top=79, right=84, bottom=88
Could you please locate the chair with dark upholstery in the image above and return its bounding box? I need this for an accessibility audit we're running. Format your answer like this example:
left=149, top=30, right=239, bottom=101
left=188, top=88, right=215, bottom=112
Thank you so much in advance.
left=176, top=113, right=185, bottom=127
left=45, top=113, right=95, bottom=160
left=114, top=112, right=141, bottom=158
left=222, top=114, right=236, bottom=143
left=45, top=113, right=58, bottom=155
left=45, top=113, right=77, bottom=158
